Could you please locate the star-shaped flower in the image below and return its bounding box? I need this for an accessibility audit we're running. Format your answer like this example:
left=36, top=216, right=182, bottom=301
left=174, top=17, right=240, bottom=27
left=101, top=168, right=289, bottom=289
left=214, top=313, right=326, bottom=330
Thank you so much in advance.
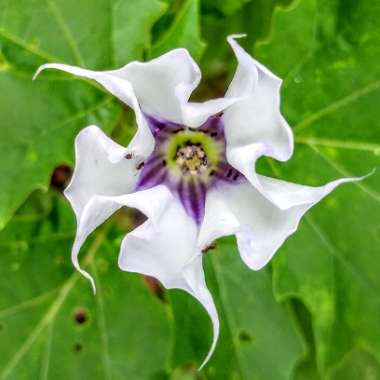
left=34, top=35, right=365, bottom=368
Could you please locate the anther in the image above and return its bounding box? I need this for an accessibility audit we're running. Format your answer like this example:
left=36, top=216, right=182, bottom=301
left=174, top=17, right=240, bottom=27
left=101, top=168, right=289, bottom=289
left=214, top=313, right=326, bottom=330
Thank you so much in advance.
left=162, top=159, right=167, bottom=167
left=233, top=173, right=239, bottom=181
left=227, top=168, right=233, bottom=178
left=176, top=143, right=210, bottom=177
left=210, top=132, right=218, bottom=137
left=202, top=157, right=209, bottom=165
left=125, top=153, right=133, bottom=160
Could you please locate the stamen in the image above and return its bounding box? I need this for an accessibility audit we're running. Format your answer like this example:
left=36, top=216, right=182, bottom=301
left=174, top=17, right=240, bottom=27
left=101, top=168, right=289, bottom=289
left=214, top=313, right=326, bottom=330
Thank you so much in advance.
left=136, top=162, right=145, bottom=170
left=175, top=143, right=211, bottom=178
left=125, top=153, right=133, bottom=160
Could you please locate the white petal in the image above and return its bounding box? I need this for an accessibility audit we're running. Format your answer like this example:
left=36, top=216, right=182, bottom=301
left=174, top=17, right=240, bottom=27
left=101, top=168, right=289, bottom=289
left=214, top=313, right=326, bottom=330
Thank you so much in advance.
left=64, top=126, right=142, bottom=292
left=200, top=176, right=365, bottom=271
left=71, top=195, right=123, bottom=293
left=34, top=50, right=240, bottom=130
left=34, top=64, right=154, bottom=157
left=182, top=97, right=240, bottom=128
left=114, top=49, right=238, bottom=127
left=223, top=35, right=294, bottom=184
left=117, top=185, right=219, bottom=369
left=115, top=48, right=201, bottom=124
left=34, top=48, right=202, bottom=125
left=182, top=255, right=219, bottom=370
left=69, top=186, right=170, bottom=294
left=65, top=125, right=140, bottom=220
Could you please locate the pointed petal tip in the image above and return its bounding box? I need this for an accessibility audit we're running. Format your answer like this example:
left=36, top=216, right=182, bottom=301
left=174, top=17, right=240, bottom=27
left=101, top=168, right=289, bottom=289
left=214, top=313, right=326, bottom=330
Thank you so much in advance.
left=326, top=167, right=376, bottom=192
left=32, top=65, right=45, bottom=81
left=32, top=63, right=61, bottom=80
left=364, top=167, right=377, bottom=178
left=227, top=33, right=247, bottom=42
left=196, top=315, right=219, bottom=370
left=76, top=265, right=97, bottom=295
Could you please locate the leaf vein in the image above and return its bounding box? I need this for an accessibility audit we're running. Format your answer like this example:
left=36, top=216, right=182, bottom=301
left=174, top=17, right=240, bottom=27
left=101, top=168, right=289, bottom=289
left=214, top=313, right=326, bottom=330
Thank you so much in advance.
left=294, top=80, right=380, bottom=132
left=0, top=229, right=107, bottom=379
left=45, top=0, right=85, bottom=66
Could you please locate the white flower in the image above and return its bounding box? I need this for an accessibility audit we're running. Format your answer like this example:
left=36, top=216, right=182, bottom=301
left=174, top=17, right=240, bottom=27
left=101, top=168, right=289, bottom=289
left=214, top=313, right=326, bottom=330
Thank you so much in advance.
left=34, top=35, right=365, bottom=368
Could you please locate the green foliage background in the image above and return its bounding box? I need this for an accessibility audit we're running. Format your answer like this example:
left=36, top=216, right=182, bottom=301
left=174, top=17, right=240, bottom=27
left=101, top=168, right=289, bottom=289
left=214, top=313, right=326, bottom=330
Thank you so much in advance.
left=0, top=0, right=379, bottom=379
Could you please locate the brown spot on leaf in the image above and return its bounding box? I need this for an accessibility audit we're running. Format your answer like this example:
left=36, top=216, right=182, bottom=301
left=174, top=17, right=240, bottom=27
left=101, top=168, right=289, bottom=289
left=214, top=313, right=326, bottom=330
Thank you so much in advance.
left=73, top=342, right=83, bottom=352
left=73, top=308, right=88, bottom=325
left=238, top=330, right=253, bottom=343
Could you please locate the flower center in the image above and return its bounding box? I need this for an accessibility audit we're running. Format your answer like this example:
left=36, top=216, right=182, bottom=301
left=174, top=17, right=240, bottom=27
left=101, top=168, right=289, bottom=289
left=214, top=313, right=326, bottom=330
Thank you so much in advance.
left=137, top=114, right=242, bottom=224
left=164, top=130, right=220, bottom=181
left=176, top=144, right=210, bottom=176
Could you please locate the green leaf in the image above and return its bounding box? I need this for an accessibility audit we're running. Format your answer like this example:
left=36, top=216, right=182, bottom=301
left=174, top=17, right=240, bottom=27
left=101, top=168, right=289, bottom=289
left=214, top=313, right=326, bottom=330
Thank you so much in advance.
left=113, top=0, right=167, bottom=65
left=150, top=0, right=206, bottom=61
left=0, top=192, right=171, bottom=379
left=0, top=0, right=165, bottom=229
left=169, top=239, right=305, bottom=379
left=255, top=0, right=380, bottom=375
left=199, top=0, right=291, bottom=81
left=202, top=0, right=253, bottom=16
left=329, top=350, right=380, bottom=380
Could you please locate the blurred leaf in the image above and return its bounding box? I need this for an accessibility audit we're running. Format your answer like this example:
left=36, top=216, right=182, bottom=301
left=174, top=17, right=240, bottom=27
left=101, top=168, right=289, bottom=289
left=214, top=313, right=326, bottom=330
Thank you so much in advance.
left=150, top=0, right=205, bottom=61
left=199, top=0, right=291, bottom=81
left=0, top=192, right=171, bottom=379
left=255, top=0, right=380, bottom=375
left=113, top=0, right=167, bottom=65
left=0, top=0, right=165, bottom=229
left=202, top=0, right=253, bottom=16
left=329, top=350, right=380, bottom=380
left=170, top=239, right=305, bottom=380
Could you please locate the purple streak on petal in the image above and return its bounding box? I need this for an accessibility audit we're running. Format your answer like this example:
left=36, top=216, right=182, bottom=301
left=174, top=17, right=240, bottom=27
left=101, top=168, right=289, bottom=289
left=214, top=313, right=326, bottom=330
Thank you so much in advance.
left=144, top=114, right=167, bottom=137
left=145, top=114, right=183, bottom=138
left=215, top=162, right=243, bottom=184
left=199, top=114, right=225, bottom=142
left=145, top=153, right=163, bottom=166
left=137, top=156, right=167, bottom=189
left=176, top=179, right=206, bottom=224
left=137, top=168, right=167, bottom=190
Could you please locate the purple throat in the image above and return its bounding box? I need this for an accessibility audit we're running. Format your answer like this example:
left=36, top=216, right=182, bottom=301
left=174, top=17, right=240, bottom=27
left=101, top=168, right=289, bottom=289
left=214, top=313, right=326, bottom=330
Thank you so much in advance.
left=134, top=114, right=243, bottom=224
